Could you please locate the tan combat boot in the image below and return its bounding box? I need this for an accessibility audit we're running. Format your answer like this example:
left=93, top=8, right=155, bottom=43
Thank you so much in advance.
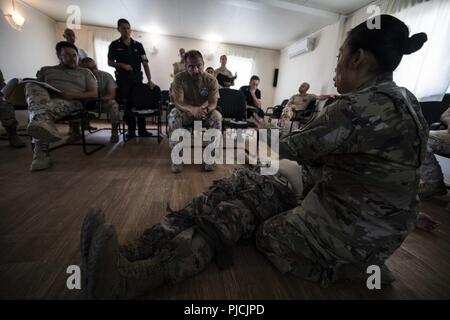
left=80, top=208, right=105, bottom=289
left=30, top=144, right=51, bottom=171
left=87, top=224, right=170, bottom=299
left=28, top=120, right=62, bottom=143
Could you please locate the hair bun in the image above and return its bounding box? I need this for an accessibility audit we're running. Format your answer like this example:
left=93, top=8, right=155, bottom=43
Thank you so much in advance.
left=403, top=32, right=427, bottom=54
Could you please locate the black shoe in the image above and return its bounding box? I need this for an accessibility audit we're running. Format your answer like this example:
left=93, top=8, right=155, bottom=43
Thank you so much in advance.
left=138, top=130, right=153, bottom=137
left=125, top=131, right=136, bottom=140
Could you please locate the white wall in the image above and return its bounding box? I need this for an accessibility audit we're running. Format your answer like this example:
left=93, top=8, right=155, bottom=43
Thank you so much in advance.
left=273, top=20, right=343, bottom=104
left=55, top=22, right=280, bottom=111
left=0, top=0, right=57, bottom=80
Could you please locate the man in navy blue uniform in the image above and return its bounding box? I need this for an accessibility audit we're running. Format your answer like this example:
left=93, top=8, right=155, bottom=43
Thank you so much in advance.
left=108, top=18, right=156, bottom=138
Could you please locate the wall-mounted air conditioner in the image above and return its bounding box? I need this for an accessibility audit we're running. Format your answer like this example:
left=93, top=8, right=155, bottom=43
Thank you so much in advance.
left=288, top=37, right=315, bottom=59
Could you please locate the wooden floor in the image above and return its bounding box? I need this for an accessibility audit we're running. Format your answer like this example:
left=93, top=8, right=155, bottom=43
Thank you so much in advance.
left=0, top=123, right=449, bottom=299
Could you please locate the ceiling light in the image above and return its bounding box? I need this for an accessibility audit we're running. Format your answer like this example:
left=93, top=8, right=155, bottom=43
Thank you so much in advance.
left=4, top=0, right=25, bottom=31
left=204, top=34, right=223, bottom=43
left=144, top=25, right=165, bottom=35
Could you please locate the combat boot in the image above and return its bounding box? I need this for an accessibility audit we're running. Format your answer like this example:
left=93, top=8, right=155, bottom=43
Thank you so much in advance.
left=80, top=208, right=105, bottom=289
left=87, top=224, right=171, bottom=299
left=5, top=126, right=25, bottom=148
left=30, top=144, right=51, bottom=171
left=28, top=120, right=62, bottom=143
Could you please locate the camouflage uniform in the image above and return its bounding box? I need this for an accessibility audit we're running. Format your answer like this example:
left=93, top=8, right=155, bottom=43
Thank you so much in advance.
left=279, top=93, right=316, bottom=130
left=0, top=98, right=18, bottom=129
left=118, top=168, right=297, bottom=290
left=89, top=73, right=428, bottom=297
left=0, top=68, right=19, bottom=130
left=420, top=108, right=450, bottom=187
left=168, top=108, right=222, bottom=149
left=257, top=72, right=428, bottom=286
left=96, top=70, right=120, bottom=130
left=25, top=82, right=83, bottom=143
left=168, top=70, right=222, bottom=150
left=97, top=99, right=119, bottom=128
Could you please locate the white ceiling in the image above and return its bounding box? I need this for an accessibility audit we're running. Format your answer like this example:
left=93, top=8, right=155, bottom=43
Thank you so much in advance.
left=21, top=0, right=374, bottom=49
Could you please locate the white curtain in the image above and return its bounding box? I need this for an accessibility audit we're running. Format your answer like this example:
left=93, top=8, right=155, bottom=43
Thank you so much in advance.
left=93, top=30, right=120, bottom=78
left=344, top=0, right=450, bottom=101
left=217, top=44, right=257, bottom=89
left=384, top=0, right=450, bottom=101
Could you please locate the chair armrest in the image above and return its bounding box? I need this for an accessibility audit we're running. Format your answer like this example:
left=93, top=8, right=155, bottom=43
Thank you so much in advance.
left=265, top=106, right=274, bottom=116
left=430, top=122, right=448, bottom=130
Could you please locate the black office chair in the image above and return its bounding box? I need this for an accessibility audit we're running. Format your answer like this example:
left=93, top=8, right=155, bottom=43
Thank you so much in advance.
left=420, top=94, right=450, bottom=126
left=217, top=88, right=260, bottom=161
left=217, top=88, right=255, bottom=129
left=0, top=78, right=30, bottom=141
left=265, top=99, right=288, bottom=126
left=290, top=99, right=317, bottom=131
left=123, top=83, right=162, bottom=143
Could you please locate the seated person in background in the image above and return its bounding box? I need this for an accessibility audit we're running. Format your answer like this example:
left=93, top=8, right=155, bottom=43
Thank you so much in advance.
left=168, top=50, right=222, bottom=173
left=25, top=41, right=98, bottom=171
left=205, top=67, right=215, bottom=76
left=214, top=55, right=236, bottom=88
left=80, top=57, right=120, bottom=143
left=419, top=106, right=450, bottom=199
left=0, top=69, right=25, bottom=148
left=279, top=82, right=334, bottom=129
left=239, top=75, right=265, bottom=119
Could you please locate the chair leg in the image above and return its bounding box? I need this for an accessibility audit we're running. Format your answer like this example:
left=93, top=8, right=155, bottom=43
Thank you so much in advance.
left=165, top=110, right=169, bottom=136
left=158, top=113, right=162, bottom=143
left=80, top=114, right=105, bottom=156
left=122, top=119, right=129, bottom=143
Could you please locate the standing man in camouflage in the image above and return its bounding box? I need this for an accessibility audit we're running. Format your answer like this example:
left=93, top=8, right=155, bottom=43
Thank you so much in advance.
left=168, top=50, right=222, bottom=173
left=81, top=57, right=120, bottom=143
left=26, top=41, right=98, bottom=171
left=63, top=28, right=89, bottom=61
left=82, top=15, right=429, bottom=298
left=419, top=107, right=450, bottom=199
left=0, top=69, right=25, bottom=148
left=172, top=48, right=186, bottom=77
